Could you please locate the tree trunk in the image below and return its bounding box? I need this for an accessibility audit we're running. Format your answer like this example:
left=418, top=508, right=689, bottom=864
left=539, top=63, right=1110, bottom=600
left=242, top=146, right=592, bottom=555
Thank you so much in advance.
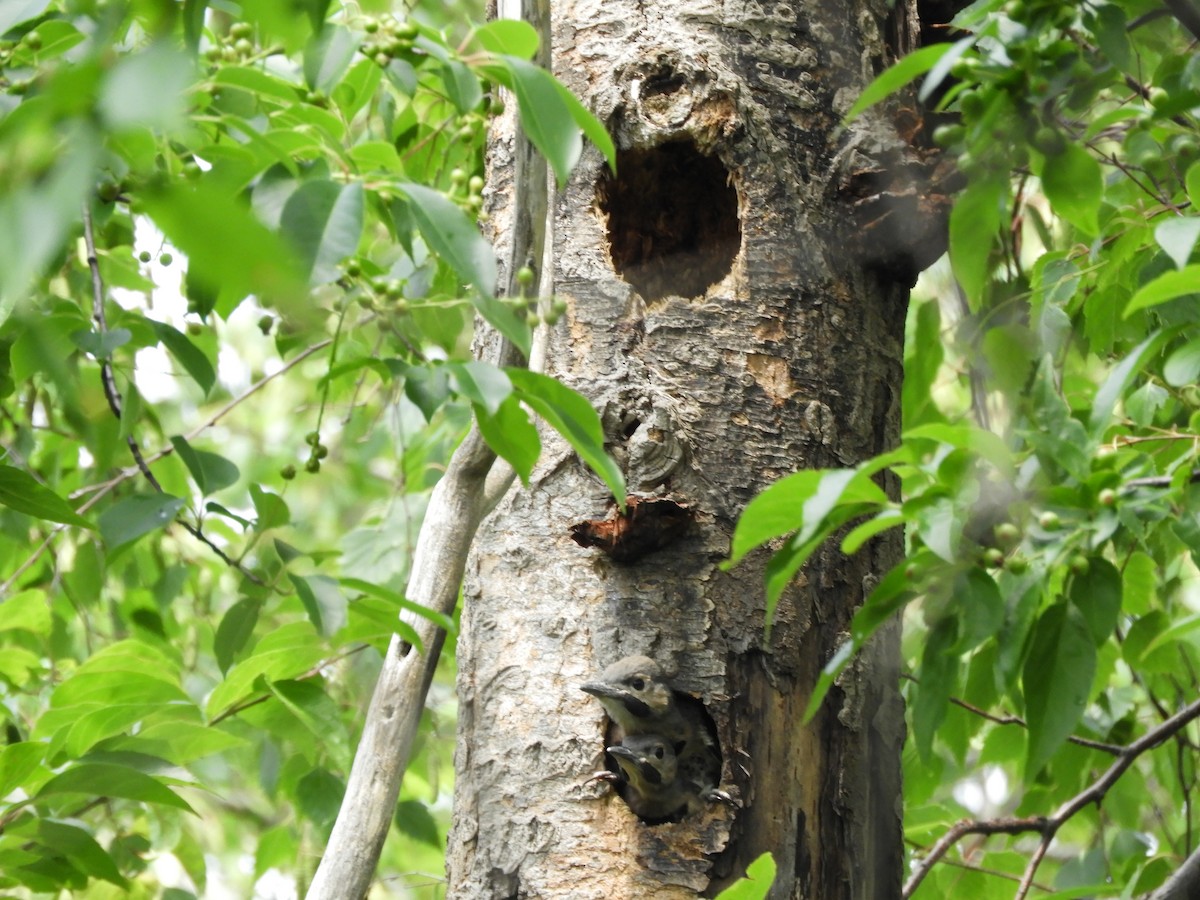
left=449, top=0, right=927, bottom=896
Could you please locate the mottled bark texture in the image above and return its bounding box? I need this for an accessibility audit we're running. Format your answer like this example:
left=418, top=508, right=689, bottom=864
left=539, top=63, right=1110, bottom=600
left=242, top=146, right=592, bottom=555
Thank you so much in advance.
left=449, top=0, right=930, bottom=896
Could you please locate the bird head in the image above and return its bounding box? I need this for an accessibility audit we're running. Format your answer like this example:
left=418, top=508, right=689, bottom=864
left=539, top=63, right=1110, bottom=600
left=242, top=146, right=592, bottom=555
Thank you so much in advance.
left=579, top=655, right=674, bottom=725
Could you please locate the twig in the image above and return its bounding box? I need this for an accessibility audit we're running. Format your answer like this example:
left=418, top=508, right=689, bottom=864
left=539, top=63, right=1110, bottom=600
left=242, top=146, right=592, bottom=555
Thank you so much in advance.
left=902, top=673, right=1123, bottom=755
left=902, top=697, right=1200, bottom=898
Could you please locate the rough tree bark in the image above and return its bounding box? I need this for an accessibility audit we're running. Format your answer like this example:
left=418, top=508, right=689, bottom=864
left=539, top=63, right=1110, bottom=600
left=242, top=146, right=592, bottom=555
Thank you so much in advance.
left=449, top=0, right=942, bottom=897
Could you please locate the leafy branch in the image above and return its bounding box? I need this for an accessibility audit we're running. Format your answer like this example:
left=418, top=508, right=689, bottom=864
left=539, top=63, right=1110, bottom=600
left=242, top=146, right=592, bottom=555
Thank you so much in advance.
left=903, top=697, right=1200, bottom=898
left=0, top=322, right=333, bottom=597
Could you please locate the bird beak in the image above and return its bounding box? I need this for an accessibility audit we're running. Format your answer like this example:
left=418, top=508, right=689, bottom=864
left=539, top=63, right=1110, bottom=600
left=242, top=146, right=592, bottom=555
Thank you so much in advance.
left=606, top=745, right=663, bottom=785
left=580, top=681, right=622, bottom=699
left=580, top=682, right=652, bottom=718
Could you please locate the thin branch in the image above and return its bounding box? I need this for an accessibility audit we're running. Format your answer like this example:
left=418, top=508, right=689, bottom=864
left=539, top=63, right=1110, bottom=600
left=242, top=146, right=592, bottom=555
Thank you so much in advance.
left=902, top=697, right=1200, bottom=898
left=902, top=673, right=1123, bottom=754
left=903, top=838, right=1054, bottom=892
left=1014, top=836, right=1051, bottom=900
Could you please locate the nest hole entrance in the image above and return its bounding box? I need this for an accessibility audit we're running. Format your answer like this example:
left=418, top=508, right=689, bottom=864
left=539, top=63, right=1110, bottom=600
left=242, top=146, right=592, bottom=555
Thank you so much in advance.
left=597, top=139, right=740, bottom=302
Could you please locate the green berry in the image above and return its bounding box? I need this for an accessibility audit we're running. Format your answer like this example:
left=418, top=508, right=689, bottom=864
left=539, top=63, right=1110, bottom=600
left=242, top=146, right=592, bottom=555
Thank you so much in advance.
left=1069, top=555, right=1090, bottom=576
left=1038, top=511, right=1061, bottom=531
left=450, top=167, right=467, bottom=184
left=469, top=175, right=484, bottom=193
left=281, top=464, right=297, bottom=480
left=139, top=250, right=152, bottom=263
left=23, top=32, right=42, bottom=50
left=344, top=260, right=361, bottom=278
left=315, top=444, right=329, bottom=459
left=516, top=265, right=535, bottom=287
left=258, top=314, right=274, bottom=334
left=187, top=322, right=203, bottom=335
left=1007, top=555, right=1029, bottom=575
left=1098, top=488, right=1116, bottom=507
left=305, top=458, right=321, bottom=473
left=983, top=548, right=1005, bottom=568
left=994, top=522, right=1021, bottom=549
left=230, top=22, right=253, bottom=39
left=305, top=430, right=320, bottom=446
left=374, top=52, right=390, bottom=67
left=159, top=252, right=173, bottom=266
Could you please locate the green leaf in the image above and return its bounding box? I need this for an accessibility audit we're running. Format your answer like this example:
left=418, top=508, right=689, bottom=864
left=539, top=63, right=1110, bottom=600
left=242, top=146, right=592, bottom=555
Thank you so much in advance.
left=394, top=799, right=442, bottom=848
left=339, top=576, right=457, bottom=635
left=731, top=468, right=887, bottom=564
left=446, top=361, right=513, bottom=415
left=37, top=762, right=195, bottom=813
left=304, top=24, right=359, bottom=92
left=205, top=622, right=325, bottom=718
left=0, top=741, right=45, bottom=798
left=143, top=180, right=305, bottom=315
left=1155, top=217, right=1200, bottom=269
left=71, top=327, right=131, bottom=360
left=215, top=597, right=262, bottom=674
left=0, top=464, right=92, bottom=529
left=1188, top=161, right=1200, bottom=209
left=1041, top=144, right=1102, bottom=236
left=913, top=618, right=958, bottom=759
left=1023, top=603, right=1096, bottom=776
left=24, top=820, right=126, bottom=886
left=1089, top=331, right=1163, bottom=435
left=397, top=182, right=497, bottom=296
left=98, top=41, right=193, bottom=132
left=713, top=852, right=776, bottom=900
left=98, top=494, right=186, bottom=550
left=472, top=291, right=532, bottom=358
left=170, top=435, right=240, bottom=494
left=955, top=568, right=1004, bottom=652
left=148, top=320, right=216, bottom=396
left=290, top=573, right=346, bottom=636
left=507, top=369, right=626, bottom=505
left=296, top=767, right=344, bottom=825
left=494, top=56, right=583, bottom=187
left=1069, top=558, right=1122, bottom=645
left=1165, top=337, right=1200, bottom=387
left=1125, top=265, right=1200, bottom=316
left=250, top=484, right=290, bottom=531
left=471, top=19, right=539, bottom=58
left=840, top=507, right=905, bottom=555
left=0, top=589, right=51, bottom=635
left=949, top=177, right=1004, bottom=305
left=844, top=43, right=956, bottom=122
left=280, top=180, right=364, bottom=285
left=475, top=394, right=541, bottom=484
left=548, top=71, right=617, bottom=174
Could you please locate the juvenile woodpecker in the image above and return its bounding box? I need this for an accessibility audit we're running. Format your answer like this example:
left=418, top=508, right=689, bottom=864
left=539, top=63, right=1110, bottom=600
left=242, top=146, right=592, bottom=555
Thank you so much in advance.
left=605, top=734, right=690, bottom=821
left=580, top=655, right=687, bottom=741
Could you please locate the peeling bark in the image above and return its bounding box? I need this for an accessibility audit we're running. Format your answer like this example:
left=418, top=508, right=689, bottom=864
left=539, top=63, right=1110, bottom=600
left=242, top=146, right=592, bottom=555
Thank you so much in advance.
left=449, top=0, right=929, bottom=896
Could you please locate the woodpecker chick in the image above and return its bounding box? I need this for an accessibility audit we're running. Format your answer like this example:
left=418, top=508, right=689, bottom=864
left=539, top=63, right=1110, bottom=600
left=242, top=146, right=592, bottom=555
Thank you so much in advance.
left=606, top=734, right=691, bottom=821
left=579, top=655, right=688, bottom=742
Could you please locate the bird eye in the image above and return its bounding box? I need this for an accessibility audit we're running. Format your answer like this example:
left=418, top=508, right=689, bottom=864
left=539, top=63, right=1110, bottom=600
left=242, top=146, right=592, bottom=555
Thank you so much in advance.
left=631, top=678, right=646, bottom=691
left=654, top=746, right=664, bottom=758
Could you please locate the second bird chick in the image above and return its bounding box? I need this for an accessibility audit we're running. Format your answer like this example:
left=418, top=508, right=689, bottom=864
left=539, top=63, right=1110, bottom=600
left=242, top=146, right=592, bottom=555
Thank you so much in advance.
left=605, top=733, right=691, bottom=822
